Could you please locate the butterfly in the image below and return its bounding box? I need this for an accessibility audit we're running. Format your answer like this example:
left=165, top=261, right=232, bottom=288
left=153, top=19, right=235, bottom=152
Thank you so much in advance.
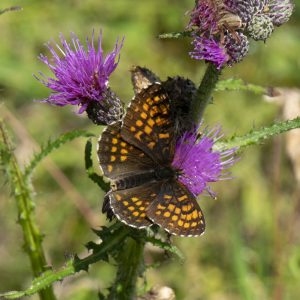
left=97, top=81, right=205, bottom=237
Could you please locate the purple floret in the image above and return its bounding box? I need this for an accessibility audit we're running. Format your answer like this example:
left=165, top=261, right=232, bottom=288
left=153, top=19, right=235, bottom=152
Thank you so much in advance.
left=190, top=36, right=229, bottom=69
left=172, top=126, right=237, bottom=197
left=36, top=31, right=123, bottom=113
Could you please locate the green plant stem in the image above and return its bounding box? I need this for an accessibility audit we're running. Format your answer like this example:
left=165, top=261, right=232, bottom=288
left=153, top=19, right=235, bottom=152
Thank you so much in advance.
left=108, top=236, right=145, bottom=300
left=0, top=224, right=129, bottom=299
left=191, top=63, right=221, bottom=124
left=0, top=122, right=56, bottom=300
left=214, top=117, right=300, bottom=151
left=158, top=31, right=192, bottom=39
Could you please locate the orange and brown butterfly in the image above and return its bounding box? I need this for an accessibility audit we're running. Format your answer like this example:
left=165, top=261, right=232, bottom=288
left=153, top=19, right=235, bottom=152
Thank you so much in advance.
left=97, top=77, right=205, bottom=237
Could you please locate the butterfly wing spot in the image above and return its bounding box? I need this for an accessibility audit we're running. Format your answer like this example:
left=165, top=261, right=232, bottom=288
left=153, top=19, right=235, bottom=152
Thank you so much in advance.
left=131, top=197, right=139, bottom=202
left=135, top=131, right=143, bottom=141
left=144, top=125, right=152, bottom=135
left=172, top=215, right=178, bottom=221
left=130, top=126, right=136, bottom=132
left=120, top=156, right=127, bottom=162
left=133, top=211, right=140, bottom=217
left=112, top=146, right=117, bottom=152
left=193, top=210, right=199, bottom=219
left=111, top=156, right=116, bottom=162
left=136, top=120, right=143, bottom=127
left=143, top=103, right=150, bottom=111
left=108, top=165, right=113, bottom=172
left=164, top=211, right=171, bottom=218
left=168, top=204, right=175, bottom=211
left=141, top=112, right=148, bottom=119
left=120, top=149, right=128, bottom=154
left=157, top=204, right=166, bottom=210
left=147, top=118, right=155, bottom=127
left=164, top=194, right=172, bottom=200
left=159, top=133, right=170, bottom=139
left=112, top=138, right=118, bottom=145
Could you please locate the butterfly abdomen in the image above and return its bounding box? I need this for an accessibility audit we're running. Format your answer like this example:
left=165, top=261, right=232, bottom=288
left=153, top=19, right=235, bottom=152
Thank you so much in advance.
left=111, top=172, right=156, bottom=191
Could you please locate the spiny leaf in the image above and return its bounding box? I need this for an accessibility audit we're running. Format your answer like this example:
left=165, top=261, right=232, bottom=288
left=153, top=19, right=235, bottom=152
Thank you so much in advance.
left=0, top=6, right=22, bottom=15
left=144, top=236, right=185, bottom=262
left=214, top=117, right=300, bottom=151
left=24, top=130, right=95, bottom=178
left=0, top=225, right=129, bottom=299
left=215, top=78, right=267, bottom=95
left=85, top=139, right=110, bottom=192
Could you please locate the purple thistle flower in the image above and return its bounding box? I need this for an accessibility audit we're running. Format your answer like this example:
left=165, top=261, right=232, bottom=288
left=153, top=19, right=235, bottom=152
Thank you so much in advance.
left=172, top=125, right=237, bottom=197
left=188, top=0, right=218, bottom=34
left=36, top=31, right=124, bottom=116
left=190, top=36, right=229, bottom=69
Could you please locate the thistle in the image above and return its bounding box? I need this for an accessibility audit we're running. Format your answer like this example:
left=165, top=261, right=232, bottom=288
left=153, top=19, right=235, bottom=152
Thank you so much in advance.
left=36, top=31, right=124, bottom=125
left=172, top=125, right=237, bottom=197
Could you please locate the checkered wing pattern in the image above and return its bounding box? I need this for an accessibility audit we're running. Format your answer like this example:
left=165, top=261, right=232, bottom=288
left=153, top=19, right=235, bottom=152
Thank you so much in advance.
left=121, top=83, right=175, bottom=166
left=97, top=121, right=155, bottom=180
left=147, top=181, right=205, bottom=237
left=109, top=182, right=161, bottom=228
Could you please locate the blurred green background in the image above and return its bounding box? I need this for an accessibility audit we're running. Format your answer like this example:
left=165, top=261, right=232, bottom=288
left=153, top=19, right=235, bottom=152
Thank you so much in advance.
left=0, top=0, right=300, bottom=299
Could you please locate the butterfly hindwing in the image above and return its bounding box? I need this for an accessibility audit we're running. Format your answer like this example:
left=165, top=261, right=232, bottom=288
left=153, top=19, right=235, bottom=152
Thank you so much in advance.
left=121, top=84, right=175, bottom=165
left=97, top=121, right=155, bottom=180
left=147, top=181, right=205, bottom=237
left=109, top=182, right=161, bottom=228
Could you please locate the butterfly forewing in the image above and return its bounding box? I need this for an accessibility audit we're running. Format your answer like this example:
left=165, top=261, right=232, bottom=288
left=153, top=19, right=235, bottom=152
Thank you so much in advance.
left=121, top=84, right=175, bottom=166
left=97, top=121, right=155, bottom=180
left=147, top=181, right=205, bottom=237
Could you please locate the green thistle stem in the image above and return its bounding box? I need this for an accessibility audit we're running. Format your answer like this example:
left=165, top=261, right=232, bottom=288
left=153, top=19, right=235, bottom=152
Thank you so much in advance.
left=0, top=223, right=129, bottom=299
left=108, top=236, right=145, bottom=300
left=0, top=122, right=56, bottom=300
left=191, top=63, right=221, bottom=124
left=214, top=117, right=300, bottom=151
left=158, top=31, right=192, bottom=39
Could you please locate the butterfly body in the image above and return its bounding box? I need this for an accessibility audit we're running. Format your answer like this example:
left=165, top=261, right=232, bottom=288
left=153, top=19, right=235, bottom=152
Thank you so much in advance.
left=97, top=82, right=205, bottom=237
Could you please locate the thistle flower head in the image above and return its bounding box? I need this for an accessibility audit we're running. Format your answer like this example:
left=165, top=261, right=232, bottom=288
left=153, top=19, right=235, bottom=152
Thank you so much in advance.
left=188, top=0, right=219, bottom=33
left=188, top=1, right=250, bottom=68
left=225, top=32, right=249, bottom=64
left=266, top=0, right=294, bottom=26
left=172, top=125, right=237, bottom=197
left=190, top=36, right=229, bottom=69
left=247, top=15, right=274, bottom=41
left=36, top=31, right=124, bottom=122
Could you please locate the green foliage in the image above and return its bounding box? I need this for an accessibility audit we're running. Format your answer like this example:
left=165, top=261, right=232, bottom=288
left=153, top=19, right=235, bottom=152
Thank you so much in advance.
left=25, top=130, right=95, bottom=178
left=215, top=78, right=267, bottom=95
left=0, top=6, right=21, bottom=16
left=215, top=117, right=300, bottom=151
